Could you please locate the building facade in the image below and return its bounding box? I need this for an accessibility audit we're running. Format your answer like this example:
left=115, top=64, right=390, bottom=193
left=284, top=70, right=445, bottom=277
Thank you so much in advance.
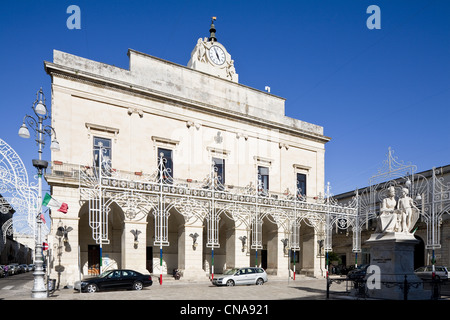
left=44, top=23, right=335, bottom=287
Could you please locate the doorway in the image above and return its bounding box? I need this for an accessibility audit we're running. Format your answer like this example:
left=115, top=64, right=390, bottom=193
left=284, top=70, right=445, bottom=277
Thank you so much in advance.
left=261, top=249, right=268, bottom=269
left=88, top=245, right=100, bottom=275
left=414, top=236, right=425, bottom=269
left=146, top=247, right=153, bottom=273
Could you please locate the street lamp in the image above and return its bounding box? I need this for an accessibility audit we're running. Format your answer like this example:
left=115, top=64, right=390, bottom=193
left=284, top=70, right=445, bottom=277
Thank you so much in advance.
left=18, top=88, right=60, bottom=298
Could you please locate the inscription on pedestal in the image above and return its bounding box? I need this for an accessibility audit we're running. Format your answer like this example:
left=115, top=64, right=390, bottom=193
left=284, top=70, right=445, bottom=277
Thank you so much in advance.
left=372, top=258, right=392, bottom=264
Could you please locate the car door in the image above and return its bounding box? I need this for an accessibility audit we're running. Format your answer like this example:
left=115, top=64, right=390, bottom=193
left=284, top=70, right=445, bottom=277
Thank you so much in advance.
left=121, top=270, right=137, bottom=288
left=435, top=267, right=447, bottom=279
left=245, top=268, right=257, bottom=284
left=101, top=270, right=122, bottom=289
left=237, top=268, right=254, bottom=285
left=234, top=269, right=247, bottom=285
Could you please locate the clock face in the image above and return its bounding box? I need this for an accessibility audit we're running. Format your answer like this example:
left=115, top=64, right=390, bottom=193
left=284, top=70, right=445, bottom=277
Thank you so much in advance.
left=209, top=45, right=226, bottom=65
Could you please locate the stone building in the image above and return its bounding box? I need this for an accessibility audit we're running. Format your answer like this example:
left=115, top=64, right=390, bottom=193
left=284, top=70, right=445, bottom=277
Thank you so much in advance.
left=43, top=21, right=333, bottom=287
left=0, top=195, right=33, bottom=265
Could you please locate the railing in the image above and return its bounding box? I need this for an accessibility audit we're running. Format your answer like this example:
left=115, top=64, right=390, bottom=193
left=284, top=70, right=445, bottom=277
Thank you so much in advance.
left=326, top=275, right=448, bottom=300
left=46, top=160, right=349, bottom=211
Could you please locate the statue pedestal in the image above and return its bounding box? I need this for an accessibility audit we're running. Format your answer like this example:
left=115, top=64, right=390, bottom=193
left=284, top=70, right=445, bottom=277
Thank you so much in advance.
left=365, top=232, right=430, bottom=300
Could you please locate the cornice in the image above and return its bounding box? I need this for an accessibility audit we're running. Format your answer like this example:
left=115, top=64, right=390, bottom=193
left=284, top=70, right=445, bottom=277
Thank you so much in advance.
left=44, top=61, right=331, bottom=144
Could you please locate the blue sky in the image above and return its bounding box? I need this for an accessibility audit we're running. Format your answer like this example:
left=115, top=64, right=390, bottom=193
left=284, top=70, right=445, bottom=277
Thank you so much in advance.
left=1, top=0, right=449, bottom=202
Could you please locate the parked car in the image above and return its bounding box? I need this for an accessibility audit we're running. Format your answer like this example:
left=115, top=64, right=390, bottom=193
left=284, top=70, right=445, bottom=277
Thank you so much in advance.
left=415, top=266, right=449, bottom=281
left=19, top=264, right=29, bottom=272
left=212, top=267, right=268, bottom=286
left=8, top=265, right=18, bottom=275
left=0, top=266, right=4, bottom=278
left=347, top=264, right=369, bottom=281
left=74, top=269, right=153, bottom=293
left=15, top=264, right=25, bottom=274
left=2, top=265, right=12, bottom=276
left=28, top=264, right=35, bottom=271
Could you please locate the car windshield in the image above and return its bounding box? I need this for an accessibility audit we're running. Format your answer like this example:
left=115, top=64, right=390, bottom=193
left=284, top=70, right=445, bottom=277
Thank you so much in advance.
left=357, top=264, right=368, bottom=270
left=99, top=271, right=114, bottom=278
left=224, top=268, right=239, bottom=275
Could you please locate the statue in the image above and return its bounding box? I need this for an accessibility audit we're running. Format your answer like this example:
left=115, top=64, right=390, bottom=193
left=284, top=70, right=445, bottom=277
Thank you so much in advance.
left=191, top=38, right=207, bottom=63
left=375, top=186, right=420, bottom=234
left=375, top=186, right=397, bottom=233
left=226, top=60, right=236, bottom=80
left=367, top=185, right=428, bottom=300
left=397, top=187, right=420, bottom=233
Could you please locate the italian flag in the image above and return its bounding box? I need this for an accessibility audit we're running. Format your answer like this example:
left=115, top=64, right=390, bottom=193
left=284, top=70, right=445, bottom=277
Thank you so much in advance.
left=42, top=193, right=61, bottom=208
left=42, top=193, right=68, bottom=213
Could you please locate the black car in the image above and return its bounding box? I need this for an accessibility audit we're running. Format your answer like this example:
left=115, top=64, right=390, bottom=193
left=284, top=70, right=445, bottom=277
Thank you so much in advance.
left=74, top=269, right=153, bottom=293
left=347, top=264, right=369, bottom=281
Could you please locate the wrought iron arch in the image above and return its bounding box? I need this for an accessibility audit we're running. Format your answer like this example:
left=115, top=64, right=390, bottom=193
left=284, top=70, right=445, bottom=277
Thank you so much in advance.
left=166, top=196, right=210, bottom=222
left=104, top=191, right=158, bottom=221
left=0, top=138, right=40, bottom=240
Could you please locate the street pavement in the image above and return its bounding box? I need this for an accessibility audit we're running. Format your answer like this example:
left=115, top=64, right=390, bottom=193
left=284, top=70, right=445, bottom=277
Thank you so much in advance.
left=2, top=272, right=450, bottom=319
left=0, top=272, right=354, bottom=301
left=1, top=272, right=449, bottom=301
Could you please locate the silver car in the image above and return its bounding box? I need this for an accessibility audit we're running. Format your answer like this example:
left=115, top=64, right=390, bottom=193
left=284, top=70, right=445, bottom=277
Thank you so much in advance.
left=212, top=267, right=268, bottom=286
left=415, top=266, right=448, bottom=281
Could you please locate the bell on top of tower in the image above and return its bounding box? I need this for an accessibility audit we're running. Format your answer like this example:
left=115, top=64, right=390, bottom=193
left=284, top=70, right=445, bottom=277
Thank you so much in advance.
left=208, top=16, right=217, bottom=42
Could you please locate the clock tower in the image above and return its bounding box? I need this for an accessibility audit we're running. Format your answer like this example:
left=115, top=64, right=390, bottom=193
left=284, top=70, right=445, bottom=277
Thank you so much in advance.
left=187, top=17, right=238, bottom=83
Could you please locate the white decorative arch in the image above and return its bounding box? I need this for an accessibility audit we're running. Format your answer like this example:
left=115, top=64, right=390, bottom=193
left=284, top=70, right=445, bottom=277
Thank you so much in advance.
left=0, top=138, right=41, bottom=242
left=104, top=191, right=158, bottom=222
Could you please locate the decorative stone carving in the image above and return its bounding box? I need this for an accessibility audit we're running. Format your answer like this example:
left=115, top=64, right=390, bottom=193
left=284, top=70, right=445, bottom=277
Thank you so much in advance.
left=193, top=38, right=207, bottom=63
left=187, top=36, right=239, bottom=82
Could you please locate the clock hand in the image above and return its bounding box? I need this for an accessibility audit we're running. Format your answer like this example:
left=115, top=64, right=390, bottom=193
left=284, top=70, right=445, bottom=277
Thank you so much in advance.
left=215, top=48, right=220, bottom=60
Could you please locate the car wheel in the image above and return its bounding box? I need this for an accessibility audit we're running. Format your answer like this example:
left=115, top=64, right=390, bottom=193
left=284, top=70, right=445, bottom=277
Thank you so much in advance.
left=86, top=284, right=98, bottom=293
left=133, top=281, right=143, bottom=290
left=226, top=280, right=235, bottom=286
left=256, top=278, right=264, bottom=285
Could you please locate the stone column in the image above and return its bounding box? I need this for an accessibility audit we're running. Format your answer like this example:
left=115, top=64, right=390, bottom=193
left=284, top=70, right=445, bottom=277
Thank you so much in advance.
left=182, top=224, right=205, bottom=280
left=121, top=221, right=147, bottom=274
left=49, top=215, right=79, bottom=287
left=275, top=230, right=289, bottom=278
left=48, top=186, right=80, bottom=288
left=230, top=228, right=250, bottom=268
left=265, top=228, right=289, bottom=277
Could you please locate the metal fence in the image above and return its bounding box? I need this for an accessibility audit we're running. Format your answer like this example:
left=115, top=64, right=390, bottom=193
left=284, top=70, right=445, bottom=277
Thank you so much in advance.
left=326, top=275, right=448, bottom=300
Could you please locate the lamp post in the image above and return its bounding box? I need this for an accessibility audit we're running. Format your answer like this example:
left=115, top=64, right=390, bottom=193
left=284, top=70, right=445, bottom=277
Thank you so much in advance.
left=18, top=88, right=60, bottom=298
